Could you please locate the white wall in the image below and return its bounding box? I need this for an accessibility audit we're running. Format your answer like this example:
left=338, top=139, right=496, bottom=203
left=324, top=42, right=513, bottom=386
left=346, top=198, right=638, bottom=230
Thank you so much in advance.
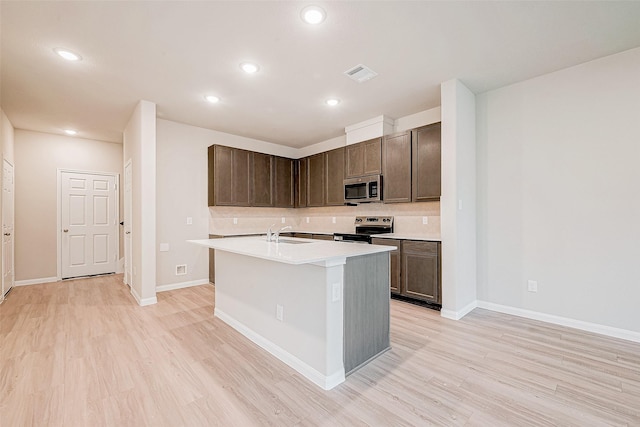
left=476, top=47, right=640, bottom=334
left=13, top=130, right=123, bottom=282
left=123, top=100, right=157, bottom=305
left=440, top=80, right=477, bottom=319
left=156, top=119, right=210, bottom=288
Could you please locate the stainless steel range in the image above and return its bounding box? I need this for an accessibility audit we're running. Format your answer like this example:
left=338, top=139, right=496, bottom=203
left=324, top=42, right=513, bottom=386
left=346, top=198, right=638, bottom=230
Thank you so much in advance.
left=333, top=216, right=394, bottom=244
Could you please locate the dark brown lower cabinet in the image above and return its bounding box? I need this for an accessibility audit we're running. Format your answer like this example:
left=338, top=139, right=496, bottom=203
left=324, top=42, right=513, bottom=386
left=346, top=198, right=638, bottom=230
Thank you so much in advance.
left=402, top=240, right=440, bottom=304
left=372, top=238, right=441, bottom=305
left=311, top=233, right=334, bottom=241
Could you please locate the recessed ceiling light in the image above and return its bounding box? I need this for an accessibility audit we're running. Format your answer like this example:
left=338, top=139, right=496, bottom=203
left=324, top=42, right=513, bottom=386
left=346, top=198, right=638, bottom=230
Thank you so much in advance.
left=325, top=98, right=340, bottom=106
left=54, top=48, right=82, bottom=61
left=64, top=129, right=78, bottom=136
left=204, top=95, right=220, bottom=103
left=240, top=62, right=259, bottom=74
left=301, top=5, right=326, bottom=25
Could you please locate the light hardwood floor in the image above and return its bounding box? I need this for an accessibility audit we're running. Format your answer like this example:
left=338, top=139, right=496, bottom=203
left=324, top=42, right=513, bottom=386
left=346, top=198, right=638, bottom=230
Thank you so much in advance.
left=1, top=274, right=639, bottom=426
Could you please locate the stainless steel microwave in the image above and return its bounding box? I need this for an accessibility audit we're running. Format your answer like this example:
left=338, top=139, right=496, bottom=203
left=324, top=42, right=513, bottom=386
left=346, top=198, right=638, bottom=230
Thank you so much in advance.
left=344, top=174, right=382, bottom=203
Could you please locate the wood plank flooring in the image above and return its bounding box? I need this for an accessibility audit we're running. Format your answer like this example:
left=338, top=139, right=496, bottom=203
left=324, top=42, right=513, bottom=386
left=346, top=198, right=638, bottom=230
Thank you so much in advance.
left=1, top=274, right=639, bottom=426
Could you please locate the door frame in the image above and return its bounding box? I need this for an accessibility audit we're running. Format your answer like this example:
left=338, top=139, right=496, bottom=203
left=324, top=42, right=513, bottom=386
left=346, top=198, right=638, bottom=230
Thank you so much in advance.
left=2, top=158, right=15, bottom=301
left=123, top=159, right=132, bottom=286
left=56, top=168, right=120, bottom=281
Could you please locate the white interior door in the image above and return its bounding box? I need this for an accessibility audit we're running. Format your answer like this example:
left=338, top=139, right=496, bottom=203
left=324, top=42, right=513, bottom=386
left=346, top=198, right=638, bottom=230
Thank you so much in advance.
left=123, top=161, right=132, bottom=286
left=61, top=171, right=117, bottom=279
left=2, top=159, right=15, bottom=299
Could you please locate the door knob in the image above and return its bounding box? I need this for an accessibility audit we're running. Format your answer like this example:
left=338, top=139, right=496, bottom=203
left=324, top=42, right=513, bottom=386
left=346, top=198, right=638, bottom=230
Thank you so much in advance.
left=63, top=229, right=69, bottom=233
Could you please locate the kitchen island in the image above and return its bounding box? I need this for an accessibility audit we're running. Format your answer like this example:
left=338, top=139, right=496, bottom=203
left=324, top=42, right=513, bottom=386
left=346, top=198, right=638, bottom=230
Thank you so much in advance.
left=189, top=236, right=395, bottom=390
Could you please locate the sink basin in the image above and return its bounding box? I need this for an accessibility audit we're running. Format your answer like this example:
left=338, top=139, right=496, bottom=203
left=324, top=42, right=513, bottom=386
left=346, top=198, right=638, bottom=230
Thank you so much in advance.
left=275, top=239, right=312, bottom=245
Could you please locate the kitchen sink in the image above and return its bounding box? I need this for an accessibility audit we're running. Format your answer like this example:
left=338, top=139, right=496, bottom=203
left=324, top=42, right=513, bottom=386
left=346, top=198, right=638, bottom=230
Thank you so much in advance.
left=276, top=239, right=313, bottom=244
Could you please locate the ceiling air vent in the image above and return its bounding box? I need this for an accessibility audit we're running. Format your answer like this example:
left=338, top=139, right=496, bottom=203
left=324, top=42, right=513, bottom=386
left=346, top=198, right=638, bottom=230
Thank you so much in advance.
left=344, top=64, right=378, bottom=83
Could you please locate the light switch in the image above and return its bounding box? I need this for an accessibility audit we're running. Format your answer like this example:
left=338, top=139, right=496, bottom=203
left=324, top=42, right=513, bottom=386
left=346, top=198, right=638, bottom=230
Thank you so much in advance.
left=233, top=218, right=238, bottom=224
left=186, top=217, right=193, bottom=225
left=159, top=243, right=169, bottom=252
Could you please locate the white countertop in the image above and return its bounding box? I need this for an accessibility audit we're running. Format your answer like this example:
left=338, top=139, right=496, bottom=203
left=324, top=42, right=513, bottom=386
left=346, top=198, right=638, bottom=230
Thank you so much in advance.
left=371, top=233, right=442, bottom=242
left=209, top=230, right=334, bottom=237
left=189, top=236, right=396, bottom=265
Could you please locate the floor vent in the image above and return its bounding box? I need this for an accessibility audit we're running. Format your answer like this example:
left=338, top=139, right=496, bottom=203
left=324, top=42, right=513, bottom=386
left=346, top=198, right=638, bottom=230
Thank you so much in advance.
left=344, top=64, right=378, bottom=83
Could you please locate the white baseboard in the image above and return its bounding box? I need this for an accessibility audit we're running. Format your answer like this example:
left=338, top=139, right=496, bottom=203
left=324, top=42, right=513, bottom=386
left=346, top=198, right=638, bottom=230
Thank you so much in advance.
left=214, top=308, right=345, bottom=390
left=441, top=300, right=478, bottom=320
left=130, top=286, right=157, bottom=307
left=477, top=300, right=640, bottom=344
left=15, top=277, right=59, bottom=286
left=156, top=278, right=210, bottom=293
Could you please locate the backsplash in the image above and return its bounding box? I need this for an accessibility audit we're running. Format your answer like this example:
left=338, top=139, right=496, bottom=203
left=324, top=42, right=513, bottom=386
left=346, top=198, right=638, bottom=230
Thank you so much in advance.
left=209, top=201, right=440, bottom=236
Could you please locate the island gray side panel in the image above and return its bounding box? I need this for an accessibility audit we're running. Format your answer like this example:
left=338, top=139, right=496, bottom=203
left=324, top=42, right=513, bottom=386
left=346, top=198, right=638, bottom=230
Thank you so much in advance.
left=343, top=251, right=391, bottom=375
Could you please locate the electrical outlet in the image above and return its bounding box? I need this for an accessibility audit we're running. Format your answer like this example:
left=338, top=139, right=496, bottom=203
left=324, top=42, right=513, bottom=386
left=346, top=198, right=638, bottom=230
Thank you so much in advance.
left=159, top=243, right=169, bottom=252
left=306, top=217, right=310, bottom=223
left=458, top=199, right=463, bottom=210
left=527, top=280, right=538, bottom=292
left=422, top=216, right=428, bottom=225
left=332, top=283, right=341, bottom=302
left=176, top=264, right=187, bottom=275
left=281, top=217, right=286, bottom=224
left=332, top=217, right=336, bottom=224
left=233, top=217, right=238, bottom=225
left=186, top=217, right=193, bottom=225
left=276, top=304, right=284, bottom=321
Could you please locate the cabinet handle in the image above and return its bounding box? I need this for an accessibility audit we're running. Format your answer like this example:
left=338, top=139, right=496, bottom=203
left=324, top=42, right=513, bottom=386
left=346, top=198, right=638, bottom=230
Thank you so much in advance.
left=125, top=231, right=131, bottom=235
left=63, top=229, right=69, bottom=233
left=3, top=233, right=10, bottom=236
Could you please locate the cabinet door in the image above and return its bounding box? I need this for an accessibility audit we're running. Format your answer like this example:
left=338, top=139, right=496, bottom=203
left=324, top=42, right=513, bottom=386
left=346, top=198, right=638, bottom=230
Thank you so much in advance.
left=401, top=241, right=440, bottom=304
left=346, top=138, right=381, bottom=178
left=371, top=238, right=401, bottom=294
left=363, top=138, right=382, bottom=175
left=307, top=153, right=325, bottom=207
left=412, top=123, right=441, bottom=201
left=295, top=158, right=308, bottom=208
left=325, top=147, right=345, bottom=206
left=346, top=143, right=364, bottom=178
left=382, top=131, right=412, bottom=203
left=274, top=156, right=294, bottom=208
left=252, top=152, right=274, bottom=207
left=210, top=145, right=233, bottom=206
left=231, top=148, right=251, bottom=206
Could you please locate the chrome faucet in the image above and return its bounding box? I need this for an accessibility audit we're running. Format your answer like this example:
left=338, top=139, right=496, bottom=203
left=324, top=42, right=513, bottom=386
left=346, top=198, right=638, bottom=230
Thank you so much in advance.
left=273, top=225, right=292, bottom=243
left=266, top=223, right=276, bottom=242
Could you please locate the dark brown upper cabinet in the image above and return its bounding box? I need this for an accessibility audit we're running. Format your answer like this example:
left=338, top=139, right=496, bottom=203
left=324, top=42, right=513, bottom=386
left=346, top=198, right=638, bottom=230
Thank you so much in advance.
left=345, top=137, right=382, bottom=178
left=252, top=152, right=274, bottom=207
left=382, top=131, right=412, bottom=203
left=274, top=156, right=295, bottom=208
left=325, top=147, right=345, bottom=206
left=295, top=158, right=308, bottom=208
left=412, top=123, right=441, bottom=201
left=208, top=145, right=251, bottom=207
left=306, top=153, right=325, bottom=207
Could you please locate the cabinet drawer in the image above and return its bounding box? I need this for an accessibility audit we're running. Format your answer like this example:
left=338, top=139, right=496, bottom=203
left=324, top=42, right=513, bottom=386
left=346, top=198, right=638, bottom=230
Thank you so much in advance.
left=402, top=240, right=439, bottom=255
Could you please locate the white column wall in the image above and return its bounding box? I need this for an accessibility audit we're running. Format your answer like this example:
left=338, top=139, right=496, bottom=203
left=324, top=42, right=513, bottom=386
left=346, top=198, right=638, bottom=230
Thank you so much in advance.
left=440, top=79, right=478, bottom=319
left=123, top=100, right=157, bottom=305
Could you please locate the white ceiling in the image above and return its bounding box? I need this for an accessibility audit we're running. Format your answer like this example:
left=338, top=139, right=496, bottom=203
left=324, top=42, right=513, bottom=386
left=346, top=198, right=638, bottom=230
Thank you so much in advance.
left=2, top=1, right=640, bottom=148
